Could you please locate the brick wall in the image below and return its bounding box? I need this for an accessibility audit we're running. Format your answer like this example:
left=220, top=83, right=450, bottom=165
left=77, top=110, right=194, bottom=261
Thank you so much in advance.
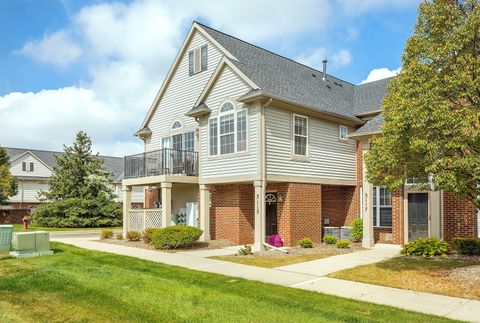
left=144, top=188, right=160, bottom=208
left=443, top=192, right=478, bottom=241
left=391, top=188, right=404, bottom=244
left=321, top=185, right=358, bottom=227
left=0, top=209, right=27, bottom=224
left=209, top=184, right=254, bottom=245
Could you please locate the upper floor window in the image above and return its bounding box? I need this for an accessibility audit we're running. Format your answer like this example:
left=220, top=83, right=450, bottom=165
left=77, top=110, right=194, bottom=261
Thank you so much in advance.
left=161, top=131, right=195, bottom=151
left=373, top=186, right=392, bottom=227
left=209, top=101, right=247, bottom=156
left=293, top=115, right=308, bottom=156
left=22, top=162, right=34, bottom=172
left=339, top=125, right=348, bottom=140
left=189, top=45, right=207, bottom=76
left=171, top=121, right=182, bottom=130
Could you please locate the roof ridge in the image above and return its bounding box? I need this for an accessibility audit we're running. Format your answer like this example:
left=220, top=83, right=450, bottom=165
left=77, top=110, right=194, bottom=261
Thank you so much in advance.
left=195, top=21, right=355, bottom=86
left=3, top=147, right=122, bottom=159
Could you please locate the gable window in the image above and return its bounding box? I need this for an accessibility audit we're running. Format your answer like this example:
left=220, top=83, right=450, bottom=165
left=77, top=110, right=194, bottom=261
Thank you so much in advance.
left=22, top=162, right=34, bottom=172
left=209, top=101, right=248, bottom=156
left=373, top=186, right=392, bottom=227
left=172, top=121, right=182, bottom=130
left=293, top=115, right=308, bottom=156
left=189, top=45, right=208, bottom=76
left=339, top=125, right=348, bottom=140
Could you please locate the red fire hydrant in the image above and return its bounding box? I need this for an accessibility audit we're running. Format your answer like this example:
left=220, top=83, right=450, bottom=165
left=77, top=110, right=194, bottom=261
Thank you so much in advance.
left=23, top=215, right=29, bottom=230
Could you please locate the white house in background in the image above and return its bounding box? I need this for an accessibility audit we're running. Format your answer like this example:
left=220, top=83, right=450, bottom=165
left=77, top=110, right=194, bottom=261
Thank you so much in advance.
left=3, top=147, right=145, bottom=212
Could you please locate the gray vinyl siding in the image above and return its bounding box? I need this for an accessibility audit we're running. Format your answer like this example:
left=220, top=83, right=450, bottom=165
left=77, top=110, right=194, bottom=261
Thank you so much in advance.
left=265, top=106, right=357, bottom=181
left=9, top=180, right=48, bottom=203
left=10, top=154, right=52, bottom=178
left=199, top=65, right=257, bottom=178
left=146, top=31, right=223, bottom=152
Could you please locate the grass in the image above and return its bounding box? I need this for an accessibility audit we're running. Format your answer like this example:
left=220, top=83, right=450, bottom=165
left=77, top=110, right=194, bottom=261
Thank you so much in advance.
left=12, top=224, right=122, bottom=232
left=0, top=243, right=457, bottom=323
left=330, top=256, right=480, bottom=300
left=211, top=253, right=334, bottom=268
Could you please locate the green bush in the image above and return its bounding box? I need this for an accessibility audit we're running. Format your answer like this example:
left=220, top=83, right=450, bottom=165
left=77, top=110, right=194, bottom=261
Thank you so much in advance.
left=151, top=225, right=203, bottom=250
left=126, top=230, right=141, bottom=241
left=401, top=238, right=448, bottom=257
left=238, top=245, right=252, bottom=255
left=323, top=235, right=337, bottom=244
left=100, top=229, right=113, bottom=239
left=350, top=219, right=363, bottom=241
left=31, top=197, right=122, bottom=228
left=143, top=228, right=161, bottom=244
left=336, top=239, right=350, bottom=249
left=116, top=233, right=123, bottom=240
left=451, top=237, right=480, bottom=255
left=299, top=237, right=313, bottom=248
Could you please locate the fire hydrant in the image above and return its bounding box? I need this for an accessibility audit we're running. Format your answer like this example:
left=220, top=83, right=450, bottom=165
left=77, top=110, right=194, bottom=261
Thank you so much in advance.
left=23, top=215, right=29, bottom=230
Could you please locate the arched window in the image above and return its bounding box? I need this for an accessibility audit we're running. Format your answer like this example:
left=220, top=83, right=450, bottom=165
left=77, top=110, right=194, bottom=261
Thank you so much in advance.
left=171, top=121, right=182, bottom=130
left=219, top=102, right=234, bottom=113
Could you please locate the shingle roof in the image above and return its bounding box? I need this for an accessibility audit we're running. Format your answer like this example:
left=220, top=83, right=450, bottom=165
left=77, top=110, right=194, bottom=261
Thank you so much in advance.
left=197, top=22, right=392, bottom=121
left=5, top=147, right=124, bottom=182
left=349, top=114, right=383, bottom=137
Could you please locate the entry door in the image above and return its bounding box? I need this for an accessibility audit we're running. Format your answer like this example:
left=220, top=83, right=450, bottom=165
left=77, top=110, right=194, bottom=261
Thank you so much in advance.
left=265, top=193, right=278, bottom=238
left=408, top=193, right=429, bottom=241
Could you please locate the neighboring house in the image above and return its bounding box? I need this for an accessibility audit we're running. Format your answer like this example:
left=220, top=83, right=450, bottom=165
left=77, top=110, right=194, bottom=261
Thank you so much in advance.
left=3, top=148, right=145, bottom=212
left=122, top=22, right=479, bottom=249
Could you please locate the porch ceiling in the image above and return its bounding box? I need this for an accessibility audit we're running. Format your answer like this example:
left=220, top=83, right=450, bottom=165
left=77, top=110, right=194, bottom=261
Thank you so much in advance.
left=122, top=174, right=198, bottom=187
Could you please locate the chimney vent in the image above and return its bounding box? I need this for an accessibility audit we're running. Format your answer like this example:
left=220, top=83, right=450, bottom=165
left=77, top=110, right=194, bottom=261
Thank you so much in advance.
left=322, top=60, right=327, bottom=81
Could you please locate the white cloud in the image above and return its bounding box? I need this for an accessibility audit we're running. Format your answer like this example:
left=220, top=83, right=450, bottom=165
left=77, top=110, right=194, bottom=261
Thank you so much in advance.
left=296, top=48, right=351, bottom=71
left=19, top=30, right=82, bottom=67
left=360, top=67, right=401, bottom=84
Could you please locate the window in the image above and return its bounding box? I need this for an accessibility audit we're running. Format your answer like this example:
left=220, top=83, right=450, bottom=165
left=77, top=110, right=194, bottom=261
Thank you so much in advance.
left=339, top=125, right=348, bottom=140
left=209, top=101, right=248, bottom=156
left=161, top=137, right=171, bottom=149
left=172, top=121, right=182, bottom=130
left=22, top=162, right=34, bottom=172
left=184, top=131, right=194, bottom=151
left=172, top=133, right=183, bottom=151
left=189, top=45, right=208, bottom=76
left=373, top=186, right=392, bottom=227
left=293, top=115, right=308, bottom=156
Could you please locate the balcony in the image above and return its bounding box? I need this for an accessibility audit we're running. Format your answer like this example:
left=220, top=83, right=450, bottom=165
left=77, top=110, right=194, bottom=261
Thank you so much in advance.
left=124, top=148, right=198, bottom=179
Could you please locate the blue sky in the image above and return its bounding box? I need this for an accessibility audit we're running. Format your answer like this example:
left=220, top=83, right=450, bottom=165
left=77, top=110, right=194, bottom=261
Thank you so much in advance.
left=0, top=0, right=420, bottom=156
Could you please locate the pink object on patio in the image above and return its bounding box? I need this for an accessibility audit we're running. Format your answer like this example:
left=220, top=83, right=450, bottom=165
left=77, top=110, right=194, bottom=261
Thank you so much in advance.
left=268, top=234, right=284, bottom=247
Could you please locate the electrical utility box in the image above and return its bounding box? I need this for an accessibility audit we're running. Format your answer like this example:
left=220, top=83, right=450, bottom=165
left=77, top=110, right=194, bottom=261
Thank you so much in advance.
left=10, top=231, right=53, bottom=258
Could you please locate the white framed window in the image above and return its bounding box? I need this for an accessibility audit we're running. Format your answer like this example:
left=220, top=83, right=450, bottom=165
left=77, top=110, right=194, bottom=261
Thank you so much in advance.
left=293, top=114, right=308, bottom=156
left=162, top=131, right=195, bottom=151
left=171, top=121, right=182, bottom=130
left=161, top=137, right=171, bottom=149
left=209, top=101, right=248, bottom=156
left=339, top=125, right=348, bottom=140
left=184, top=131, right=195, bottom=151
left=189, top=45, right=208, bottom=76
left=373, top=186, right=392, bottom=227
left=22, top=162, right=34, bottom=172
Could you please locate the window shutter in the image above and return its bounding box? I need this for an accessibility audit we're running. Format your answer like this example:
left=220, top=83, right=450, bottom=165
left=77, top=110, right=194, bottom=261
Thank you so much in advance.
left=194, top=48, right=201, bottom=73
left=201, top=45, right=208, bottom=71
left=22, top=162, right=26, bottom=171
left=30, top=162, right=34, bottom=172
left=188, top=50, right=194, bottom=76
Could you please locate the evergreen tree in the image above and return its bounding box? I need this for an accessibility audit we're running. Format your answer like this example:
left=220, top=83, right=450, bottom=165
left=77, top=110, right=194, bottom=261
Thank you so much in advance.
left=0, top=147, right=18, bottom=205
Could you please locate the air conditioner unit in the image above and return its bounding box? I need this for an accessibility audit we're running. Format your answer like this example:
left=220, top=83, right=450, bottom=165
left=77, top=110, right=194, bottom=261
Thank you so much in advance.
left=10, top=231, right=53, bottom=258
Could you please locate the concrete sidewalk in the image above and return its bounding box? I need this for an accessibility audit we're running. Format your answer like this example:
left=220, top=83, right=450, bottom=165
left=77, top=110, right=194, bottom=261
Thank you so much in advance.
left=52, top=237, right=480, bottom=322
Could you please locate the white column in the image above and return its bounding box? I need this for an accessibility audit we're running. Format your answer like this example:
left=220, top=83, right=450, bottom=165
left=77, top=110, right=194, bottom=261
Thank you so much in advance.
left=161, top=182, right=172, bottom=228
left=253, top=180, right=266, bottom=251
left=122, top=185, right=132, bottom=238
left=199, top=184, right=210, bottom=241
left=362, top=182, right=375, bottom=248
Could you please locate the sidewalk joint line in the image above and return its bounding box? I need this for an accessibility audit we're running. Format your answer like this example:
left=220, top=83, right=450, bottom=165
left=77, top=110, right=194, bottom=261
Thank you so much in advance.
left=290, top=277, right=326, bottom=287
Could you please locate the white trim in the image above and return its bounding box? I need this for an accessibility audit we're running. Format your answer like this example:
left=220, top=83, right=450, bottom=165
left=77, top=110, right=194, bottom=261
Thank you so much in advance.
left=339, top=125, right=348, bottom=141
left=292, top=114, right=309, bottom=157
left=9, top=151, right=54, bottom=173
left=373, top=186, right=393, bottom=228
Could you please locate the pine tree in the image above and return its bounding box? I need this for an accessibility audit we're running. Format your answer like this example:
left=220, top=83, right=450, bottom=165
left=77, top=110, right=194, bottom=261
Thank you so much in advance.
left=0, top=147, right=18, bottom=205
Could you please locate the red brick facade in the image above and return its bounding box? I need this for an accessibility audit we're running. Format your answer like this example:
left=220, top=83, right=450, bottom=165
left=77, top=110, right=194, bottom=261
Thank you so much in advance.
left=391, top=188, right=404, bottom=244
left=443, top=192, right=478, bottom=241
left=321, top=185, right=358, bottom=227
left=144, top=188, right=160, bottom=208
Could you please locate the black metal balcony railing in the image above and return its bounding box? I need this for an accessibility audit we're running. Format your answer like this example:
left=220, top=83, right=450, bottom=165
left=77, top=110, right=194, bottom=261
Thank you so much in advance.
left=124, top=148, right=198, bottom=179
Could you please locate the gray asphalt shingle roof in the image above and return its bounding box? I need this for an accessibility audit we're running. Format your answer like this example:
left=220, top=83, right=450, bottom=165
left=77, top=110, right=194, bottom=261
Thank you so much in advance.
left=5, top=147, right=124, bottom=182
left=197, top=22, right=392, bottom=121
left=349, top=114, right=384, bottom=137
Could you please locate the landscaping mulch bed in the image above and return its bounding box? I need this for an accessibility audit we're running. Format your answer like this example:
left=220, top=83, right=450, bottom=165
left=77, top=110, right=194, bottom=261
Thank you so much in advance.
left=99, top=238, right=233, bottom=252
left=254, top=242, right=364, bottom=258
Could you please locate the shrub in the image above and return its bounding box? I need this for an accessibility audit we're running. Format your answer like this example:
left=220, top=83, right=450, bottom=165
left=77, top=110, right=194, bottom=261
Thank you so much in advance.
left=401, top=238, right=448, bottom=257
left=350, top=219, right=363, bottom=242
left=151, top=225, right=203, bottom=249
left=143, top=228, right=161, bottom=244
left=451, top=237, right=480, bottom=255
left=238, top=245, right=252, bottom=255
left=336, top=239, right=350, bottom=249
left=100, top=229, right=113, bottom=239
left=116, top=233, right=123, bottom=240
left=298, top=237, right=313, bottom=248
left=31, top=197, right=122, bottom=228
left=126, top=230, right=141, bottom=241
left=323, top=235, right=337, bottom=244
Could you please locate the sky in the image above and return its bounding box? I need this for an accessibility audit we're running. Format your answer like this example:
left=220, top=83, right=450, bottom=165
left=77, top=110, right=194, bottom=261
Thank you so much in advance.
left=0, top=0, right=420, bottom=156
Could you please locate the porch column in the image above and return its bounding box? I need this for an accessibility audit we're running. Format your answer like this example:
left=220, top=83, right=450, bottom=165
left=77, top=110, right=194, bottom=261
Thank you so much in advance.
left=253, top=180, right=266, bottom=251
left=161, top=182, right=172, bottom=228
left=199, top=184, right=210, bottom=241
left=122, top=185, right=132, bottom=238
left=362, top=182, right=375, bottom=248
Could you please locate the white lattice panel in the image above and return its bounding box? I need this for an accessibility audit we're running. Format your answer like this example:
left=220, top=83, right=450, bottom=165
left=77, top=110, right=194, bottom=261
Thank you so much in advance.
left=127, top=210, right=145, bottom=232
left=145, top=210, right=163, bottom=229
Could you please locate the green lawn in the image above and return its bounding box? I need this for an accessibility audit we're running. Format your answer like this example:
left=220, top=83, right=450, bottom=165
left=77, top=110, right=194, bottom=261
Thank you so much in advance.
left=0, top=243, right=457, bottom=322
left=11, top=224, right=122, bottom=232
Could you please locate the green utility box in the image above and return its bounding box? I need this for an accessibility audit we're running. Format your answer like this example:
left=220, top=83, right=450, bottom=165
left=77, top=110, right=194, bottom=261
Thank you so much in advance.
left=0, top=225, right=13, bottom=253
left=9, top=231, right=53, bottom=258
